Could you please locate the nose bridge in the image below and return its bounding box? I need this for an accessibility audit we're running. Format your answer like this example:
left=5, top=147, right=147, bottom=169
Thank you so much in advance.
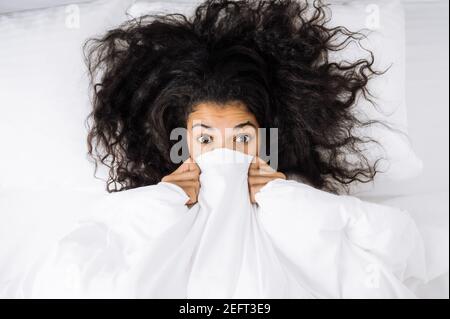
left=217, top=126, right=234, bottom=150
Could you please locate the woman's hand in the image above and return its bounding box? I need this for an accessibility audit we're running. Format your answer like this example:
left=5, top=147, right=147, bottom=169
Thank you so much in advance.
left=161, top=157, right=201, bottom=206
left=248, top=156, right=286, bottom=204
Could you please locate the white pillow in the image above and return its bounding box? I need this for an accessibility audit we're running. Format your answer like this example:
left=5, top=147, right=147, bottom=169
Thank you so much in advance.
left=0, top=0, right=132, bottom=192
left=326, top=0, right=424, bottom=193
left=0, top=0, right=93, bottom=14
left=125, top=0, right=423, bottom=191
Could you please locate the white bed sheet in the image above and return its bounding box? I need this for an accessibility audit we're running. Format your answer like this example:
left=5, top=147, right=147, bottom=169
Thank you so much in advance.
left=354, top=1, right=449, bottom=297
left=0, top=186, right=448, bottom=298
left=0, top=149, right=439, bottom=298
left=362, top=191, right=449, bottom=298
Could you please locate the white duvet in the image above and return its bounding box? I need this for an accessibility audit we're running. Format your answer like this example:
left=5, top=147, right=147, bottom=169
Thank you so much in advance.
left=2, top=148, right=429, bottom=298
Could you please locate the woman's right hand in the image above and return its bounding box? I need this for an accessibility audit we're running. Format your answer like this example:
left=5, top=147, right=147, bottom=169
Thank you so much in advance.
left=161, top=157, right=201, bottom=206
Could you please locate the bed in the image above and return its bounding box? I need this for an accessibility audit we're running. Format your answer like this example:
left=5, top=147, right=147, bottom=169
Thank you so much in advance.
left=0, top=0, right=448, bottom=298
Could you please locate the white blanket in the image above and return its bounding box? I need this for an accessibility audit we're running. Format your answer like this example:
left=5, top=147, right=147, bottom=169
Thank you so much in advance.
left=3, top=148, right=429, bottom=298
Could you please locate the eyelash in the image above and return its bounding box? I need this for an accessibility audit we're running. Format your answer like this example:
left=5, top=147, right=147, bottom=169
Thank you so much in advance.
left=234, top=134, right=252, bottom=143
left=197, top=134, right=213, bottom=144
left=196, top=134, right=252, bottom=144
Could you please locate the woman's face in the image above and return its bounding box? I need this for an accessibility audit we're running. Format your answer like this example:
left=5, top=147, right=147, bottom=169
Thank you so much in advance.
left=187, top=100, right=260, bottom=159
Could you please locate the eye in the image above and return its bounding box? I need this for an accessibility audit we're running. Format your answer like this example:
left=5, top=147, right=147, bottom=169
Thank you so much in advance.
left=234, top=133, right=252, bottom=144
left=197, top=134, right=213, bottom=144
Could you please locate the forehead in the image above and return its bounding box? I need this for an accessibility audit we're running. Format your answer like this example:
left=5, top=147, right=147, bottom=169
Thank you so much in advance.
left=188, top=101, right=258, bottom=128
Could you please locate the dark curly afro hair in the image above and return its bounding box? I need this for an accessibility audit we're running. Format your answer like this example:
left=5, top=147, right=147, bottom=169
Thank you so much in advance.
left=85, top=0, right=389, bottom=194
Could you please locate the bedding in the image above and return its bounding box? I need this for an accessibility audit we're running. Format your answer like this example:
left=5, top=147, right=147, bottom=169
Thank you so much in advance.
left=0, top=1, right=93, bottom=14
left=369, top=191, right=449, bottom=298
left=0, top=0, right=447, bottom=299
left=1, top=148, right=430, bottom=298
left=0, top=0, right=133, bottom=192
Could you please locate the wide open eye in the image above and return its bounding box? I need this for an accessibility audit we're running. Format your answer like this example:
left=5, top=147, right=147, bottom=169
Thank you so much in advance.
left=234, top=133, right=252, bottom=144
left=197, top=134, right=213, bottom=144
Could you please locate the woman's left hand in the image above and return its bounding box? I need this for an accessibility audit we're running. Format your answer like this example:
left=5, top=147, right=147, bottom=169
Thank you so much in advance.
left=248, top=156, right=286, bottom=204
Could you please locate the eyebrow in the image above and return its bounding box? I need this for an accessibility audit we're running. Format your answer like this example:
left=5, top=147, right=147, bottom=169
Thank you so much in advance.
left=191, top=123, right=213, bottom=129
left=233, top=121, right=257, bottom=130
left=191, top=121, right=257, bottom=130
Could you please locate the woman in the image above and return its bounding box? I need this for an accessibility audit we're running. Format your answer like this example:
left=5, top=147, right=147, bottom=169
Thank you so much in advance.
left=86, top=0, right=384, bottom=199
left=24, top=0, right=428, bottom=298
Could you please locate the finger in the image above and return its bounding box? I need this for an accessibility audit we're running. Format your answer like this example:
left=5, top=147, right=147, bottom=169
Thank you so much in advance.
left=186, top=186, right=199, bottom=204
left=248, top=173, right=285, bottom=185
left=183, top=156, right=201, bottom=173
left=255, top=156, right=270, bottom=168
left=182, top=185, right=195, bottom=204
left=249, top=157, right=275, bottom=173
left=162, top=172, right=194, bottom=183
left=174, top=161, right=190, bottom=174
left=249, top=184, right=264, bottom=204
left=164, top=170, right=199, bottom=182
left=249, top=189, right=255, bottom=204
left=248, top=165, right=275, bottom=175
left=187, top=177, right=201, bottom=204
left=174, top=180, right=200, bottom=189
left=248, top=176, right=272, bottom=186
left=193, top=184, right=199, bottom=202
left=188, top=161, right=201, bottom=173
left=249, top=156, right=262, bottom=169
left=174, top=156, right=198, bottom=173
left=250, top=169, right=285, bottom=179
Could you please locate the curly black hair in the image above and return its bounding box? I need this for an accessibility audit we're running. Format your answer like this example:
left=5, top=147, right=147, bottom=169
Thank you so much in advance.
left=84, top=0, right=390, bottom=194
